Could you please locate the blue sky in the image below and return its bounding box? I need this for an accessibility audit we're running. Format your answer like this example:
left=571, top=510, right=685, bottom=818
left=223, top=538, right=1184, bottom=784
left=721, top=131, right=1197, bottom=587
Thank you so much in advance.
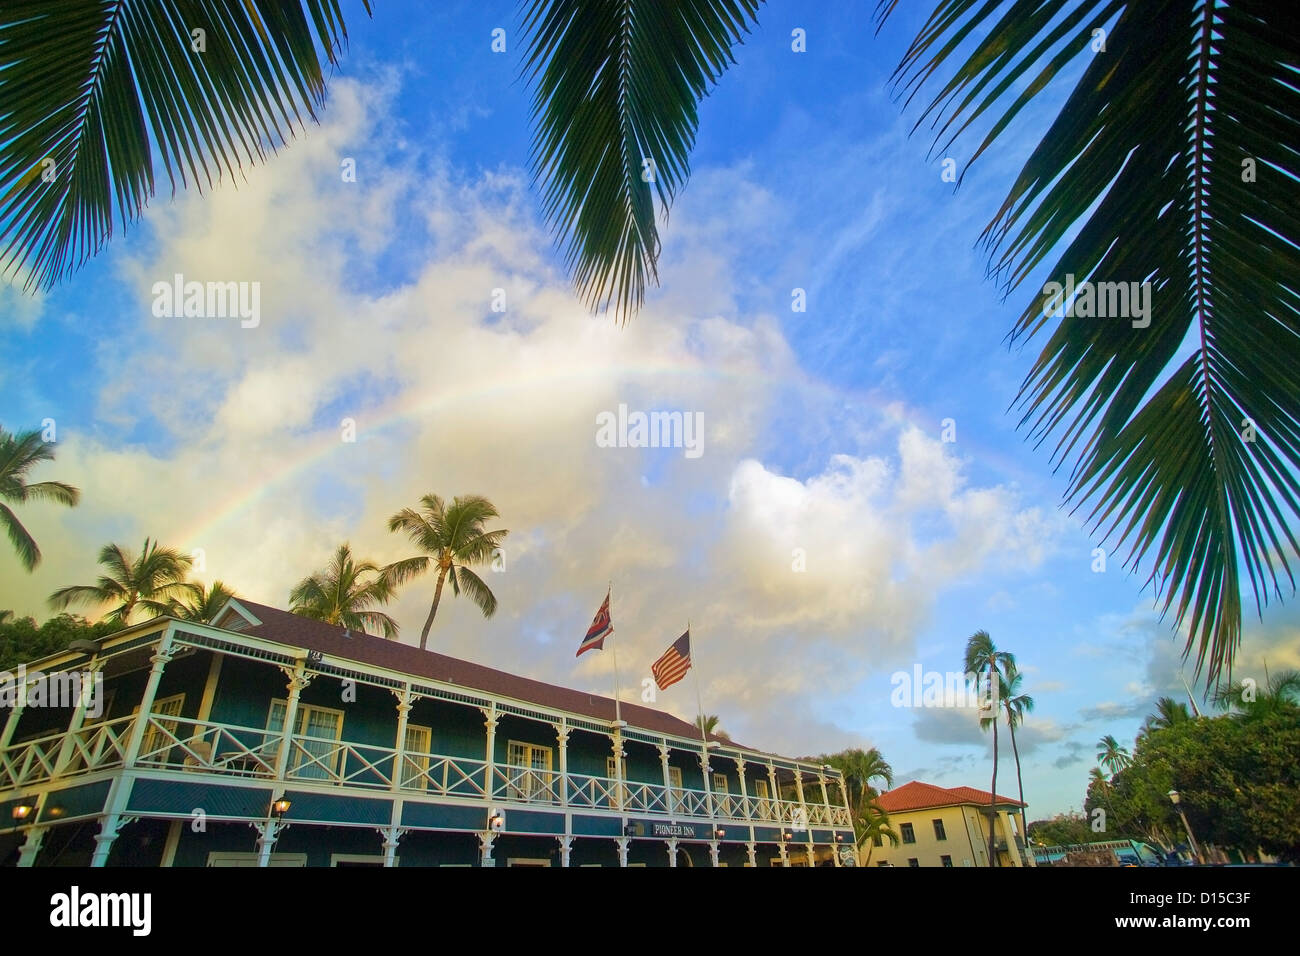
left=2, top=0, right=1297, bottom=820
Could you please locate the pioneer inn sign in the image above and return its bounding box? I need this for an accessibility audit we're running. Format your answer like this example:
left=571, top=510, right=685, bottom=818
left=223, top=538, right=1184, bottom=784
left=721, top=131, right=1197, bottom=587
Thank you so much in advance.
left=0, top=601, right=854, bottom=867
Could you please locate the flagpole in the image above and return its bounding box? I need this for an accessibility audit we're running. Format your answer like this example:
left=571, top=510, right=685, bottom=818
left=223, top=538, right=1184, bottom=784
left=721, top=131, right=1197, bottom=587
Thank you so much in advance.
left=689, top=620, right=715, bottom=828
left=610, top=580, right=622, bottom=727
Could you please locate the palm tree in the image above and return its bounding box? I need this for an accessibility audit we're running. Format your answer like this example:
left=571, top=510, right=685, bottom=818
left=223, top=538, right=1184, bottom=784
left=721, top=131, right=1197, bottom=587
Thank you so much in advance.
left=1145, top=696, right=1192, bottom=736
left=1212, top=667, right=1300, bottom=721
left=0, top=1, right=372, bottom=291
left=386, top=494, right=509, bottom=651
left=821, top=747, right=894, bottom=852
left=965, top=629, right=1014, bottom=866
left=1096, top=734, right=1132, bottom=776
left=512, top=2, right=1300, bottom=690
left=49, top=539, right=198, bottom=624
left=289, top=544, right=399, bottom=639
left=177, top=581, right=237, bottom=625
left=696, top=714, right=728, bottom=740
left=0, top=426, right=80, bottom=570
left=857, top=801, right=900, bottom=865
left=1089, top=766, right=1110, bottom=792
left=995, top=666, right=1034, bottom=849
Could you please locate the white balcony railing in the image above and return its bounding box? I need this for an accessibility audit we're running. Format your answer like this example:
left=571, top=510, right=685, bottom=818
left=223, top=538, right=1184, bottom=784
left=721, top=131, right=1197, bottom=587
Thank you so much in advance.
left=0, top=712, right=852, bottom=828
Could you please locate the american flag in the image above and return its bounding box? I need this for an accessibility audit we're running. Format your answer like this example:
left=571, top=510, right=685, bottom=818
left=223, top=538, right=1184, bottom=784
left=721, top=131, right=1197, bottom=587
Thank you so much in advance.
left=651, top=630, right=691, bottom=690
left=576, top=591, right=613, bottom=657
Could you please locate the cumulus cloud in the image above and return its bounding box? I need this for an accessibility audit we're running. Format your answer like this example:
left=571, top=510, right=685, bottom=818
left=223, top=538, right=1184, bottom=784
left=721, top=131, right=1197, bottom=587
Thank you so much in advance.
left=0, top=73, right=1068, bottom=761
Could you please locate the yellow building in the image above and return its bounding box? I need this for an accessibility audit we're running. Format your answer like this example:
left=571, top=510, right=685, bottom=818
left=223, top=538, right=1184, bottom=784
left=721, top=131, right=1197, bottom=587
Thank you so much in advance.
left=871, top=781, right=1033, bottom=867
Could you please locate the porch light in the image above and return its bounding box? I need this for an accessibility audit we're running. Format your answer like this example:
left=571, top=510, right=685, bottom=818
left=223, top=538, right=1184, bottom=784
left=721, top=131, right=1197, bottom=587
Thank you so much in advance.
left=783, top=830, right=794, bottom=842
left=715, top=827, right=725, bottom=839
left=623, top=823, right=636, bottom=837
left=489, top=810, right=504, bottom=832
left=11, top=803, right=33, bottom=822
left=835, top=833, right=844, bottom=842
left=272, top=798, right=292, bottom=817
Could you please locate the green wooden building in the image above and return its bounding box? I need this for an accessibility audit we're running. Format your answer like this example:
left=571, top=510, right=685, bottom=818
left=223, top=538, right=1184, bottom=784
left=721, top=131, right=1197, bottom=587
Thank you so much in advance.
left=0, top=600, right=855, bottom=867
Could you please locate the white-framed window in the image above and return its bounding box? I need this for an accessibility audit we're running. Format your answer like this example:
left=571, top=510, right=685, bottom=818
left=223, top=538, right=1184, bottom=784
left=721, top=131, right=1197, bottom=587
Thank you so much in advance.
left=753, top=779, right=770, bottom=799
left=712, top=773, right=729, bottom=793
left=402, top=723, right=432, bottom=789
left=506, top=740, right=552, bottom=800
left=207, top=852, right=307, bottom=867
left=507, top=858, right=550, bottom=867
left=607, top=755, right=629, bottom=805
left=136, top=694, right=185, bottom=764
left=667, top=765, right=684, bottom=812
left=268, top=699, right=344, bottom=780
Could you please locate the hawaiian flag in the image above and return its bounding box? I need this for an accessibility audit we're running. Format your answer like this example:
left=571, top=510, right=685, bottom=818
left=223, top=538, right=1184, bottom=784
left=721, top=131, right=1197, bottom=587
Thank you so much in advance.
left=576, top=591, right=613, bottom=657
left=651, top=630, right=691, bottom=690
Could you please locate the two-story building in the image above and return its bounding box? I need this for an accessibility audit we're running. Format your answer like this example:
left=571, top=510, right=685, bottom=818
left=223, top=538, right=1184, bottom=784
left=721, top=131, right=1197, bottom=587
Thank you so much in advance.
left=872, top=780, right=1032, bottom=867
left=0, top=599, right=855, bottom=867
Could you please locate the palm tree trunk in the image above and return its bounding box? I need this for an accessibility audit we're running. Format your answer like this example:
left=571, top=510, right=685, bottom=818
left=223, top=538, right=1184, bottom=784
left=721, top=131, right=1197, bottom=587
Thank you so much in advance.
left=418, top=567, right=448, bottom=651
left=1006, top=708, right=1028, bottom=860
left=989, top=718, right=999, bottom=867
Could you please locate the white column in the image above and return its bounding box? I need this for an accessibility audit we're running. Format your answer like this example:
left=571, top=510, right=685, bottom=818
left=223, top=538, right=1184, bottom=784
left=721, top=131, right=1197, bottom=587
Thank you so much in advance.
left=666, top=837, right=678, bottom=867
left=556, top=720, right=569, bottom=807
left=766, top=761, right=780, bottom=824
left=255, top=819, right=281, bottom=867
left=611, top=726, right=625, bottom=811
left=479, top=832, right=496, bottom=867
left=483, top=703, right=498, bottom=800
left=90, top=814, right=136, bottom=867
left=55, top=658, right=106, bottom=773
left=557, top=835, right=572, bottom=868
left=659, top=743, right=674, bottom=816
left=746, top=842, right=757, bottom=867
left=15, top=826, right=45, bottom=867
left=616, top=836, right=629, bottom=867
left=708, top=840, right=720, bottom=867
left=805, top=844, right=815, bottom=868
left=392, top=687, right=414, bottom=791
left=777, top=842, right=789, bottom=867
left=272, top=663, right=311, bottom=782
left=382, top=826, right=404, bottom=867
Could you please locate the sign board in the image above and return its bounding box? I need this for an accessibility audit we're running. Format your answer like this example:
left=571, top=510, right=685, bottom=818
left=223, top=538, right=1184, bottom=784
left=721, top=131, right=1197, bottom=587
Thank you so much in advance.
left=651, top=823, right=700, bottom=839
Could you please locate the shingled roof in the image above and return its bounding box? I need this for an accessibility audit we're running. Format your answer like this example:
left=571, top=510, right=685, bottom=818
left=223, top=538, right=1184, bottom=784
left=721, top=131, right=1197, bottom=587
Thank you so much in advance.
left=220, top=599, right=737, bottom=749
left=875, top=780, right=1024, bottom=813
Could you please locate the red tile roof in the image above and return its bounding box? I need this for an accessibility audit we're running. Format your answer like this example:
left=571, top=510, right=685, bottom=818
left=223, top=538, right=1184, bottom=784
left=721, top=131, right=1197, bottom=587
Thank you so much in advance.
left=225, top=600, right=737, bottom=749
left=876, top=780, right=1025, bottom=813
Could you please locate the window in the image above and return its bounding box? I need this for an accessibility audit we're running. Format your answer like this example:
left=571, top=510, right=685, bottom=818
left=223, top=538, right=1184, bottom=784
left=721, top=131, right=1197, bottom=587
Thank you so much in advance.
left=331, top=854, right=389, bottom=867
left=900, top=822, right=916, bottom=844
left=933, top=818, right=947, bottom=841
left=872, top=834, right=883, bottom=847
left=907, top=858, right=919, bottom=868
left=752, top=779, right=769, bottom=799
left=137, top=694, right=185, bottom=764
left=607, top=755, right=629, bottom=805
left=402, top=724, right=432, bottom=789
left=711, top=773, right=729, bottom=793
left=941, top=855, right=953, bottom=867
left=507, top=741, right=553, bottom=801
left=267, top=700, right=344, bottom=780
left=668, top=766, right=683, bottom=789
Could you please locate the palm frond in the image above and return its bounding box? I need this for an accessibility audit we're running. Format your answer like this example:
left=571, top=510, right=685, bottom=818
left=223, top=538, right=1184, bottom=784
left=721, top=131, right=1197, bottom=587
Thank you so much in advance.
left=520, top=0, right=761, bottom=321
left=878, top=0, right=1300, bottom=686
left=0, top=0, right=371, bottom=290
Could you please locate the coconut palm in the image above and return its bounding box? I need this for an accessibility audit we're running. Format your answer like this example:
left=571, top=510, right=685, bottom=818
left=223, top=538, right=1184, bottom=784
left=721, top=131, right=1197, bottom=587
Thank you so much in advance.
left=696, top=714, right=728, bottom=740
left=289, top=544, right=399, bottom=639
left=1089, top=766, right=1110, bottom=791
left=49, top=539, right=198, bottom=624
left=385, top=494, right=509, bottom=651
left=176, top=581, right=237, bottom=625
left=965, top=629, right=1014, bottom=866
left=821, top=747, right=894, bottom=852
left=514, top=2, right=1300, bottom=690
left=1096, top=734, right=1132, bottom=776
left=857, top=801, right=900, bottom=865
left=0, top=426, right=80, bottom=570
left=1144, top=696, right=1193, bottom=736
left=992, top=667, right=1034, bottom=850
left=1212, top=667, right=1300, bottom=721
left=0, top=1, right=372, bottom=291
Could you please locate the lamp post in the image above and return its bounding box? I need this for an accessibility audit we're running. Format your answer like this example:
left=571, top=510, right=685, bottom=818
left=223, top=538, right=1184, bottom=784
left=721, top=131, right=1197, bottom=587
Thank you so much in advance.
left=1167, top=790, right=1203, bottom=864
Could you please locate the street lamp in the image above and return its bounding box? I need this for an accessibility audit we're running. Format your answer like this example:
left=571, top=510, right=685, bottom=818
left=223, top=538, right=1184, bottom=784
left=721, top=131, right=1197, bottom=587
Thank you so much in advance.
left=1167, top=790, right=1203, bottom=864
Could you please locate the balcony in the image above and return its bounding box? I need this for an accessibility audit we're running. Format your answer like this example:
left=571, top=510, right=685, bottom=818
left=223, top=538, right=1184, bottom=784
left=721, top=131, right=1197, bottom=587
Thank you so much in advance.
left=0, top=712, right=852, bottom=829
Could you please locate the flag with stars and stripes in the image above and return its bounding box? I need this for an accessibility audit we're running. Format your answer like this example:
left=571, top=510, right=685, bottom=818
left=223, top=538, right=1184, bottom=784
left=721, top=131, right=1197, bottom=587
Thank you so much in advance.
left=651, top=630, right=691, bottom=690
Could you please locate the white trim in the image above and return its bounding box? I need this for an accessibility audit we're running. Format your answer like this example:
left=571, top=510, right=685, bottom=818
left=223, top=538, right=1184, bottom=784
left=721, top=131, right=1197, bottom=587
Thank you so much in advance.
left=330, top=854, right=392, bottom=867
